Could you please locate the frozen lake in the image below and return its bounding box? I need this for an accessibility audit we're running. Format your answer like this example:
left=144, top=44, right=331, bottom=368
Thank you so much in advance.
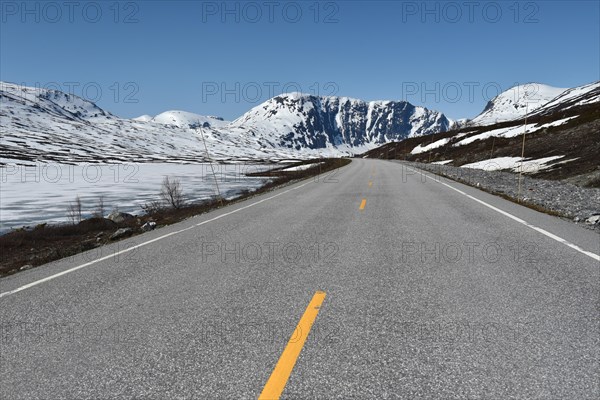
left=0, top=162, right=274, bottom=232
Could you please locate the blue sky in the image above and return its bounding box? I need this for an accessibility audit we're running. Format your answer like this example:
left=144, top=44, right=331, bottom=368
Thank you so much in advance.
left=1, top=1, right=598, bottom=121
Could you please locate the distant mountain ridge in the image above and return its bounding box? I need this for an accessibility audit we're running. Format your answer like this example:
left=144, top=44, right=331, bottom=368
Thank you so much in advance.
left=1, top=80, right=598, bottom=165
left=0, top=83, right=452, bottom=163
left=231, top=92, right=451, bottom=151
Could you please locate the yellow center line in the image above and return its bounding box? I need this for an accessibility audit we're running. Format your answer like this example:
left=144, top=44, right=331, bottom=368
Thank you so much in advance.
left=359, top=199, right=367, bottom=210
left=259, top=291, right=327, bottom=400
left=368, top=181, right=373, bottom=188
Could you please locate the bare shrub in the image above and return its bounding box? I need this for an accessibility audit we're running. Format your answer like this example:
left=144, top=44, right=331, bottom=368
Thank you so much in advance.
left=160, top=176, right=184, bottom=209
left=93, top=195, right=105, bottom=218
left=141, top=199, right=164, bottom=215
left=67, top=195, right=82, bottom=224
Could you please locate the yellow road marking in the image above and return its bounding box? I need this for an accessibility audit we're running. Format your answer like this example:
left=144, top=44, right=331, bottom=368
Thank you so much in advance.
left=259, top=291, right=327, bottom=400
left=359, top=199, right=367, bottom=210
left=368, top=181, right=373, bottom=188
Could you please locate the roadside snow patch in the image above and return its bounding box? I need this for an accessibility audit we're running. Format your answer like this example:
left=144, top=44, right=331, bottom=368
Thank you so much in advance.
left=460, top=156, right=565, bottom=173
left=281, top=162, right=324, bottom=171
left=411, top=138, right=450, bottom=154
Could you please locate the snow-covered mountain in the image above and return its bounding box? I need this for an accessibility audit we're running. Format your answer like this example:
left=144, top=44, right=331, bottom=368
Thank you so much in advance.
left=231, top=93, right=451, bottom=152
left=418, top=81, right=599, bottom=151
left=0, top=82, right=307, bottom=164
left=363, top=80, right=599, bottom=188
left=2, top=80, right=597, bottom=166
left=471, top=83, right=566, bottom=126
left=1, top=81, right=115, bottom=123
left=138, top=110, right=229, bottom=129
left=0, top=83, right=452, bottom=164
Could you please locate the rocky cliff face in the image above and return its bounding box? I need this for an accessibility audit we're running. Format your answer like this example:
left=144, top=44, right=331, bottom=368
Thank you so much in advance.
left=232, top=93, right=451, bottom=151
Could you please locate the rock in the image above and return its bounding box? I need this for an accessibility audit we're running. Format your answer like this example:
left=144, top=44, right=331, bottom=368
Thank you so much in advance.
left=141, top=221, right=156, bottom=232
left=79, top=217, right=117, bottom=230
left=20, top=264, right=34, bottom=271
left=110, top=228, right=134, bottom=240
left=585, top=215, right=600, bottom=225
left=45, top=248, right=59, bottom=258
left=107, top=211, right=135, bottom=224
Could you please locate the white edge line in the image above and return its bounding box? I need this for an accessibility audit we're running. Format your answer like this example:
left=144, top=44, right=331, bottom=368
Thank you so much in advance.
left=406, top=166, right=600, bottom=262
left=0, top=180, right=313, bottom=298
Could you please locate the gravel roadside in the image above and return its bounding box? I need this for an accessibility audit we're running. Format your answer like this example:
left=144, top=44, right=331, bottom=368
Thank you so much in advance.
left=405, top=161, right=600, bottom=233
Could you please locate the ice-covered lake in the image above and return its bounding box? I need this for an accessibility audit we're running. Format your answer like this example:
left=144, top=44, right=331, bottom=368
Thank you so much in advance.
left=0, top=162, right=274, bottom=232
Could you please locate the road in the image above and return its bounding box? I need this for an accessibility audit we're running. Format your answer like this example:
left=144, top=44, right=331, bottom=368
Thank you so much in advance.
left=1, top=158, right=598, bottom=399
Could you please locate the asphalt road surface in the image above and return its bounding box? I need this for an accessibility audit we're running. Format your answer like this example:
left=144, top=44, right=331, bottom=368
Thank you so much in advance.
left=1, top=158, right=598, bottom=399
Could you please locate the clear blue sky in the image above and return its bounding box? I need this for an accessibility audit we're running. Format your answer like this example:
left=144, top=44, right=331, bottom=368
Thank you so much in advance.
left=1, top=1, right=598, bottom=121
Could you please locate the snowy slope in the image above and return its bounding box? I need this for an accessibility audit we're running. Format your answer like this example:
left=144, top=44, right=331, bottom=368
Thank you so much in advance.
left=401, top=80, right=599, bottom=161
left=530, top=81, right=600, bottom=117
left=471, top=83, right=566, bottom=126
left=454, top=117, right=578, bottom=146
left=0, top=81, right=115, bottom=123
left=0, top=82, right=313, bottom=164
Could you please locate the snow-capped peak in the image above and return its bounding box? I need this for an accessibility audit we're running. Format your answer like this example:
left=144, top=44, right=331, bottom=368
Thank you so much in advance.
left=231, top=92, right=451, bottom=152
left=472, top=83, right=567, bottom=126
left=144, top=110, right=229, bottom=128
left=132, top=114, right=153, bottom=122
